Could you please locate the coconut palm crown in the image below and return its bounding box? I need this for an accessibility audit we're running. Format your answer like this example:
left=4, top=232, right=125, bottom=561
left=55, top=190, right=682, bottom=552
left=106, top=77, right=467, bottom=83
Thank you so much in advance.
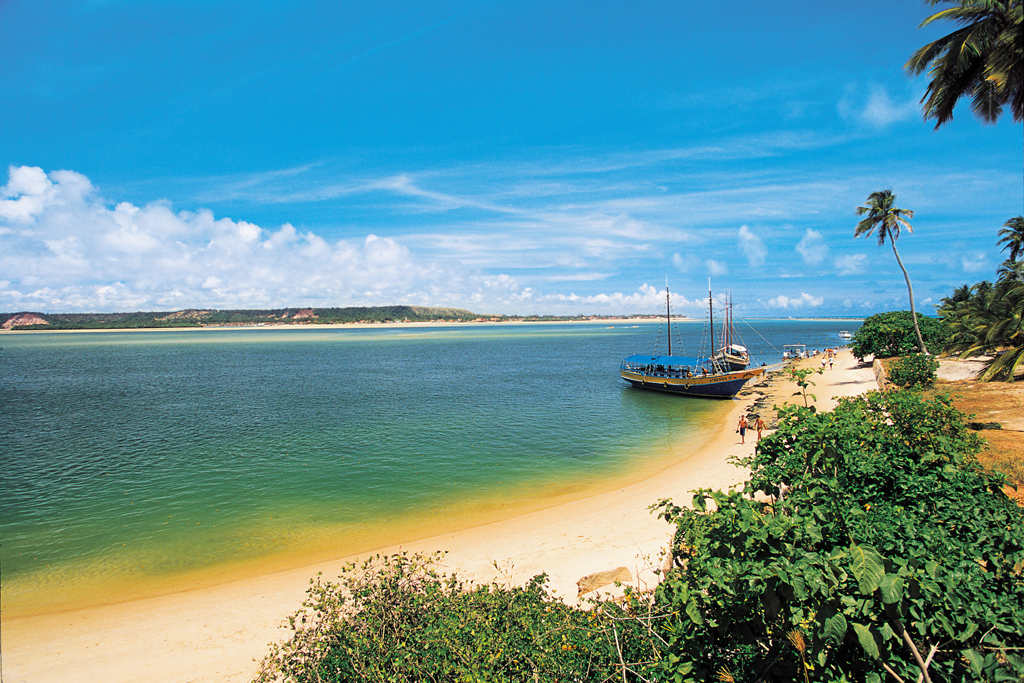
left=998, top=214, right=1024, bottom=262
left=855, top=190, right=929, bottom=354
left=905, top=0, right=1023, bottom=128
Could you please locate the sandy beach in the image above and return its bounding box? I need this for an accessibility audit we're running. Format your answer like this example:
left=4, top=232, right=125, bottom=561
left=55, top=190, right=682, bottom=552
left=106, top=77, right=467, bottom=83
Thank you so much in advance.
left=2, top=350, right=877, bottom=683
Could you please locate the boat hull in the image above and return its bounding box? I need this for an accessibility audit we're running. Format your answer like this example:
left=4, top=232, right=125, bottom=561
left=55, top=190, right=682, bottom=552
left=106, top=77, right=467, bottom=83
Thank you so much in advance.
left=620, top=366, right=764, bottom=399
left=713, top=351, right=750, bottom=372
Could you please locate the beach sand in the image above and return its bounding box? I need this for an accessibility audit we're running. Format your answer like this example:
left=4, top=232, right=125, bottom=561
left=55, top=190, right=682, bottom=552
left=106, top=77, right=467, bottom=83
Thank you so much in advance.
left=2, top=350, right=878, bottom=683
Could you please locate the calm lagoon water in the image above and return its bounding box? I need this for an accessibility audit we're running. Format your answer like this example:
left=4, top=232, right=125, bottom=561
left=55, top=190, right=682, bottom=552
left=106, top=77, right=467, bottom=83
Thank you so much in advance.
left=0, top=319, right=857, bottom=612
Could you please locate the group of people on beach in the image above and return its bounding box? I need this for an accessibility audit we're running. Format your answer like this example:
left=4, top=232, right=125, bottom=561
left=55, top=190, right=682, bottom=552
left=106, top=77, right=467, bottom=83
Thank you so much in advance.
left=735, top=414, right=765, bottom=445
left=734, top=347, right=844, bottom=445
left=819, top=348, right=840, bottom=371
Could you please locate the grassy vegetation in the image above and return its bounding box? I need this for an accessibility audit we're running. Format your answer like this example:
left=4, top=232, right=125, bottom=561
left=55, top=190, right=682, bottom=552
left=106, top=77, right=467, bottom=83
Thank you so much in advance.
left=256, top=552, right=659, bottom=682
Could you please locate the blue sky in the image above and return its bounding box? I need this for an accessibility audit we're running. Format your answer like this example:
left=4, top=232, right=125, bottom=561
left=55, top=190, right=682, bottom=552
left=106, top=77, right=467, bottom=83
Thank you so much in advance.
left=1, top=0, right=1021, bottom=317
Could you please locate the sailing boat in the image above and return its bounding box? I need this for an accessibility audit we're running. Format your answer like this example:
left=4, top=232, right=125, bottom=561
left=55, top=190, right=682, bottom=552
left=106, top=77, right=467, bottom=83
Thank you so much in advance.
left=713, top=290, right=750, bottom=371
left=619, top=283, right=764, bottom=399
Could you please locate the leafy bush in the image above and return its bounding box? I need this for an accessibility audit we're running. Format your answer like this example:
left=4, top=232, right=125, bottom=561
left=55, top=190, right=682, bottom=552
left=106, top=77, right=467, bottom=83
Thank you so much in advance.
left=850, top=311, right=951, bottom=360
left=886, top=353, right=940, bottom=390
left=651, top=391, right=1024, bottom=683
left=256, top=551, right=659, bottom=682
left=787, top=366, right=823, bottom=408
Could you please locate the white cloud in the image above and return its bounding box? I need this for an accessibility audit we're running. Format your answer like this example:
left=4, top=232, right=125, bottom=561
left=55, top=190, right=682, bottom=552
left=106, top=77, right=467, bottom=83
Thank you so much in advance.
left=1, top=166, right=712, bottom=315
left=861, top=85, right=917, bottom=127
left=838, top=84, right=917, bottom=128
left=766, top=292, right=825, bottom=309
left=835, top=253, right=868, bottom=275
left=738, top=225, right=767, bottom=266
left=796, top=228, right=828, bottom=265
left=706, top=259, right=728, bottom=275
left=498, top=282, right=689, bottom=313
left=961, top=253, right=988, bottom=273
left=0, top=165, right=58, bottom=223
left=0, top=166, right=502, bottom=312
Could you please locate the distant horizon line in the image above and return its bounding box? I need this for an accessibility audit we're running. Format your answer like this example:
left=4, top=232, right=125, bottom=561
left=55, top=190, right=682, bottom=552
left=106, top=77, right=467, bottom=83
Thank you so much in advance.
left=0, top=305, right=873, bottom=323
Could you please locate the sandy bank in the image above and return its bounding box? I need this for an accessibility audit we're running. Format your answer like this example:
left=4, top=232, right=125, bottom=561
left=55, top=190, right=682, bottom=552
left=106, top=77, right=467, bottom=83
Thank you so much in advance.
left=1, top=350, right=878, bottom=683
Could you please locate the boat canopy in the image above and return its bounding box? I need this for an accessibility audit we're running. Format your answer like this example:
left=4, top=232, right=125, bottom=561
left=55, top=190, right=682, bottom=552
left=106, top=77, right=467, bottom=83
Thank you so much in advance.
left=621, top=353, right=709, bottom=369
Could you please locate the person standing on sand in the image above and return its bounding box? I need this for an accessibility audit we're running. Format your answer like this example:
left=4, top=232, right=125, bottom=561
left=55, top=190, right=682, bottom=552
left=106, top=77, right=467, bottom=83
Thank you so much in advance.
left=736, top=415, right=748, bottom=444
left=755, top=415, right=766, bottom=442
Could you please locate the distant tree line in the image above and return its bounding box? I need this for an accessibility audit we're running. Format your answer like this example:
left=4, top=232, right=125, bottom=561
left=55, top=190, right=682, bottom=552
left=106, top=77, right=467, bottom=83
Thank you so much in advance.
left=0, top=306, right=485, bottom=330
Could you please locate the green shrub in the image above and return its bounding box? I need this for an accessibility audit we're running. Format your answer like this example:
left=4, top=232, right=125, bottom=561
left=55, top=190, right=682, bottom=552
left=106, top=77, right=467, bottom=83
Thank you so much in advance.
left=256, top=551, right=659, bottom=682
left=886, top=353, right=939, bottom=390
left=651, top=390, right=1024, bottom=683
left=850, top=311, right=950, bottom=360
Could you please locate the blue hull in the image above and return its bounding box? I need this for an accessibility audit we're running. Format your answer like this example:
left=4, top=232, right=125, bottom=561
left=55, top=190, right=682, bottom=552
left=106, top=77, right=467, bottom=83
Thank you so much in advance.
left=620, top=366, right=764, bottom=399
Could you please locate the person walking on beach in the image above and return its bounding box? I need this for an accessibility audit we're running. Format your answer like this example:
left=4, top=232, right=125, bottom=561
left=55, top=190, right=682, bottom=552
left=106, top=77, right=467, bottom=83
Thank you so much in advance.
left=736, top=415, right=748, bottom=444
left=755, top=415, right=765, bottom=442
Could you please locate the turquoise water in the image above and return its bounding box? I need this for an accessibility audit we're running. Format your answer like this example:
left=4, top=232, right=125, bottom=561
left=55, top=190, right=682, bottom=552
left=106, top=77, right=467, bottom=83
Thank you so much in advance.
left=0, top=319, right=857, bottom=612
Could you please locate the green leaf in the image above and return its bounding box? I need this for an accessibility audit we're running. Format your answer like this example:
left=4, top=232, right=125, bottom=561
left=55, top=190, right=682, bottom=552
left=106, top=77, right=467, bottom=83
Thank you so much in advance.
left=879, top=573, right=903, bottom=604
left=685, top=598, right=704, bottom=626
left=821, top=612, right=848, bottom=645
left=959, top=620, right=978, bottom=642
left=850, top=544, right=886, bottom=595
left=936, top=612, right=955, bottom=638
left=791, top=574, right=808, bottom=601
left=962, top=648, right=983, bottom=674
left=853, top=623, right=880, bottom=659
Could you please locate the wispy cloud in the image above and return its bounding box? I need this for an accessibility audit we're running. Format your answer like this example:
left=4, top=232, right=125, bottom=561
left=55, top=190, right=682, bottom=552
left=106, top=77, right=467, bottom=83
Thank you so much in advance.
left=706, top=259, right=728, bottom=276
left=765, top=292, right=825, bottom=309
left=0, top=166, right=495, bottom=311
left=835, top=253, right=869, bottom=276
left=2, top=148, right=1017, bottom=316
left=961, top=253, right=989, bottom=273
left=838, top=83, right=918, bottom=128
left=738, top=225, right=768, bottom=267
left=796, top=228, right=829, bottom=265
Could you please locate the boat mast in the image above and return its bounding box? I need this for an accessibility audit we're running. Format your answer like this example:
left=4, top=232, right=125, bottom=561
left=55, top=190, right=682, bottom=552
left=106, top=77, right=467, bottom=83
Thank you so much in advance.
left=708, top=279, right=714, bottom=361
left=666, top=282, right=672, bottom=356
left=726, top=289, right=732, bottom=349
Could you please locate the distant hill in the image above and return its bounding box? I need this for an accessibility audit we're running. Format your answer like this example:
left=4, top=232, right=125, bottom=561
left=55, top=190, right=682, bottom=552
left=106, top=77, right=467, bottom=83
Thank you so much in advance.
left=0, top=306, right=487, bottom=330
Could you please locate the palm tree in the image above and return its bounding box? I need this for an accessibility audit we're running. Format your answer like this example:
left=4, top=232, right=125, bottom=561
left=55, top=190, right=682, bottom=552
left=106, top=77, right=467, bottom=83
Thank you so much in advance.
left=904, top=0, right=1023, bottom=128
left=939, top=225, right=1024, bottom=381
left=948, top=275, right=1024, bottom=381
left=855, top=190, right=929, bottom=354
left=998, top=215, right=1024, bottom=262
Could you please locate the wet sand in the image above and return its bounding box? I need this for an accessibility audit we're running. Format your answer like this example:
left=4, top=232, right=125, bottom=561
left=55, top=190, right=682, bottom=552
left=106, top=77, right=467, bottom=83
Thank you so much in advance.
left=1, top=349, right=877, bottom=683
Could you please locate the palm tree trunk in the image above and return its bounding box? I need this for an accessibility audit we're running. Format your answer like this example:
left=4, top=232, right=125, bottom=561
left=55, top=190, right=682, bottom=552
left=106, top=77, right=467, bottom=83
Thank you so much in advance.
left=891, top=241, right=929, bottom=354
